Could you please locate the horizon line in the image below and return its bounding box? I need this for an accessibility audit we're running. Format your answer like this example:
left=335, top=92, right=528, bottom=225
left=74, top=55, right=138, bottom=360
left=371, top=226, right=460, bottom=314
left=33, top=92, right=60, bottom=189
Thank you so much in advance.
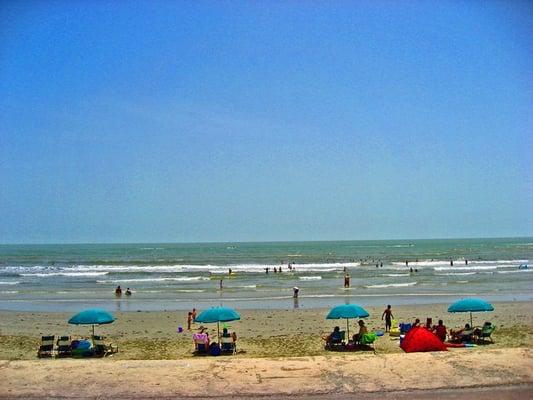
left=1, top=235, right=531, bottom=246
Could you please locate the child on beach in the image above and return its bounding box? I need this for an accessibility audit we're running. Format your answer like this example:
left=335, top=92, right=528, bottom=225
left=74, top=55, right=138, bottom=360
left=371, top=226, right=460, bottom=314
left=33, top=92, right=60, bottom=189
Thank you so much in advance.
left=382, top=305, right=394, bottom=332
left=187, top=312, right=193, bottom=330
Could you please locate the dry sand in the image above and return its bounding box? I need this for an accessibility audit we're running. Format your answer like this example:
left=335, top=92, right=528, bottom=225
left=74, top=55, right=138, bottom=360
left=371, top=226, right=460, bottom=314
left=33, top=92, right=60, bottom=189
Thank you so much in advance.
left=0, top=301, right=532, bottom=398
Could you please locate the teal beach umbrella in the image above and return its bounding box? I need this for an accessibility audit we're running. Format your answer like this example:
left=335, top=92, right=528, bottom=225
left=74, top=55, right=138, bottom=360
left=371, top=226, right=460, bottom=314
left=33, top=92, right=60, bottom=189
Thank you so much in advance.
left=68, top=308, right=116, bottom=336
left=326, top=304, right=369, bottom=339
left=448, top=298, right=494, bottom=327
left=195, top=306, right=240, bottom=343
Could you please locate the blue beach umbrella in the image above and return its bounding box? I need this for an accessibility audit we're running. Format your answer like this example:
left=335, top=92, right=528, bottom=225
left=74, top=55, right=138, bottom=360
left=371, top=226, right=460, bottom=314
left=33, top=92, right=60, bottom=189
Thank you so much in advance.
left=326, top=304, right=369, bottom=339
left=448, top=298, right=494, bottom=327
left=68, top=308, right=116, bottom=336
left=195, top=306, right=240, bottom=343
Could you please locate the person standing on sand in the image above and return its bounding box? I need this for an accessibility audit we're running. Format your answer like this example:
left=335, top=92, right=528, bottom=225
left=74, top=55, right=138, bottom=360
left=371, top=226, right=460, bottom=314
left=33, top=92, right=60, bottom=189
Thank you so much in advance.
left=192, top=308, right=197, bottom=322
left=293, top=286, right=299, bottom=298
left=187, top=312, right=193, bottom=330
left=344, top=273, right=350, bottom=288
left=382, top=305, right=394, bottom=332
left=219, top=279, right=223, bottom=290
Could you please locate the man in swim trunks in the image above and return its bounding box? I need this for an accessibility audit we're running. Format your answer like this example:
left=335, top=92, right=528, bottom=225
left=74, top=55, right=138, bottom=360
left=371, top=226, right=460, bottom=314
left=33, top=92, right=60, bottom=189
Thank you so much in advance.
left=382, top=305, right=394, bottom=332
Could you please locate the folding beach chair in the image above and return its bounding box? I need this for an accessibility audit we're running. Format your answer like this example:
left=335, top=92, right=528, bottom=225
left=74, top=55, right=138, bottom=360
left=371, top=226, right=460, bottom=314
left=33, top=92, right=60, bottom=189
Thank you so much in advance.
left=56, top=336, right=72, bottom=357
left=193, top=333, right=209, bottom=355
left=37, top=335, right=55, bottom=358
left=220, top=336, right=236, bottom=355
left=477, top=324, right=496, bottom=344
left=325, top=331, right=345, bottom=351
left=92, top=335, right=118, bottom=357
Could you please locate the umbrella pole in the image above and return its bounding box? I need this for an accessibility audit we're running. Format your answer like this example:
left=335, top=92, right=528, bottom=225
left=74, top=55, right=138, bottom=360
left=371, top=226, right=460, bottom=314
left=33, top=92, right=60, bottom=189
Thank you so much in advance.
left=470, top=312, right=473, bottom=328
left=346, top=318, right=349, bottom=341
left=92, top=324, right=95, bottom=337
left=217, top=321, right=220, bottom=344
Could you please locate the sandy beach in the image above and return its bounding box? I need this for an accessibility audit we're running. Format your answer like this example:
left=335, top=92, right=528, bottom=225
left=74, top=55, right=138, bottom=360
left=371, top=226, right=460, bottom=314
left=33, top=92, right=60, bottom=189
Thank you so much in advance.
left=1, top=301, right=531, bottom=360
left=1, top=301, right=532, bottom=398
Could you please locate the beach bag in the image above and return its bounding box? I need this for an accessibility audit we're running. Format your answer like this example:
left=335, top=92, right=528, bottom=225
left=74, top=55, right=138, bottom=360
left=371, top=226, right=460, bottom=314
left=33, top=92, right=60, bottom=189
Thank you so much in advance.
left=209, top=343, right=221, bottom=356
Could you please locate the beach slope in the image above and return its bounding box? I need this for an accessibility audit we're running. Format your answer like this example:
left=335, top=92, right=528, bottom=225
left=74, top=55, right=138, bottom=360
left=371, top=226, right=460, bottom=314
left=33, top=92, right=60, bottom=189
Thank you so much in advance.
left=1, top=348, right=532, bottom=399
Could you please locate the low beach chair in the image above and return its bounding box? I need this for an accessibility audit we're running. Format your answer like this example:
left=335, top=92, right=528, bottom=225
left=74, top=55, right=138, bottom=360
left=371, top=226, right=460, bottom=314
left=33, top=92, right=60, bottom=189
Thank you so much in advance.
left=193, top=333, right=209, bottom=354
left=220, top=336, right=236, bottom=355
left=56, top=336, right=72, bottom=357
left=325, top=331, right=345, bottom=351
left=477, top=324, right=496, bottom=344
left=37, top=335, right=55, bottom=358
left=92, top=335, right=118, bottom=357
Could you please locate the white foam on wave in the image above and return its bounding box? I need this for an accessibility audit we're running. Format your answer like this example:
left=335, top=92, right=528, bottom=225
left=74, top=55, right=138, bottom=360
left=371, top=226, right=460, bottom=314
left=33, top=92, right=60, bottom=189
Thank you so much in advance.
left=299, top=276, right=322, bottom=281
left=497, top=269, right=533, bottom=274
left=435, top=272, right=477, bottom=276
left=0, top=281, right=20, bottom=285
left=96, top=276, right=211, bottom=283
left=365, top=282, right=417, bottom=289
left=382, top=273, right=410, bottom=277
left=391, top=259, right=528, bottom=268
left=53, top=262, right=361, bottom=274
left=0, top=290, right=19, bottom=294
left=20, top=272, right=109, bottom=277
left=434, top=266, right=497, bottom=271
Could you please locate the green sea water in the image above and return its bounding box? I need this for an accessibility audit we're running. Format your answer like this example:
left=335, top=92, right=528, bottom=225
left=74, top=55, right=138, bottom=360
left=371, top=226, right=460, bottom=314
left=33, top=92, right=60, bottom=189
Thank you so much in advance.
left=0, top=238, right=531, bottom=311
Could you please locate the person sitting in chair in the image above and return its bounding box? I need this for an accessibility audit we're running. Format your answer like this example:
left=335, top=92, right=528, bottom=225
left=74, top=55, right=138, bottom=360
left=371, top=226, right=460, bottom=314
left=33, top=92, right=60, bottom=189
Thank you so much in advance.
left=193, top=327, right=210, bottom=352
left=450, top=323, right=474, bottom=342
left=352, top=320, right=368, bottom=345
left=432, top=320, right=447, bottom=342
left=323, top=326, right=342, bottom=345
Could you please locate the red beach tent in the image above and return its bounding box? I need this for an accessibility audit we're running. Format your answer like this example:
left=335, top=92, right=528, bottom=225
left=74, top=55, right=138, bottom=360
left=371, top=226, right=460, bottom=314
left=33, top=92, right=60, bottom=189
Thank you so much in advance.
left=400, top=326, right=447, bottom=353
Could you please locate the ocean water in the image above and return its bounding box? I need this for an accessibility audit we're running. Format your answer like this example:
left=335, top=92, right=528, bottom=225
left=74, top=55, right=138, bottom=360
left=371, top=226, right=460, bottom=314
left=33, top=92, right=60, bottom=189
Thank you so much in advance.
left=0, top=238, right=531, bottom=312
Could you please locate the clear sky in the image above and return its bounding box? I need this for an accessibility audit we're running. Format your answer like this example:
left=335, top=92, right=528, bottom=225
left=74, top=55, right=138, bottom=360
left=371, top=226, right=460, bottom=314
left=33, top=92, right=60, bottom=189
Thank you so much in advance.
left=0, top=1, right=531, bottom=244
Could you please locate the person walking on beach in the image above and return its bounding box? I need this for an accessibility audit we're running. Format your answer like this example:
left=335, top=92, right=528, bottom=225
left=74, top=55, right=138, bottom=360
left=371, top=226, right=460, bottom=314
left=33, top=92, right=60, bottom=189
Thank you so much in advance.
left=219, top=279, right=223, bottom=290
left=382, top=305, right=394, bottom=332
left=344, top=273, right=350, bottom=288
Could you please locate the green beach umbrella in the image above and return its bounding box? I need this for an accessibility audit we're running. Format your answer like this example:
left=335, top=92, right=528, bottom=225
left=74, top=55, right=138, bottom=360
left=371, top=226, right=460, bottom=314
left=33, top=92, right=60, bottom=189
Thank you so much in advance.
left=326, top=304, right=369, bottom=339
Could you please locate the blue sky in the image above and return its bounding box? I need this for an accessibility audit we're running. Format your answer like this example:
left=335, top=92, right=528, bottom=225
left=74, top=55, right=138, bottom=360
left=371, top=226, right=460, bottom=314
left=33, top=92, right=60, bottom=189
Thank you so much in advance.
left=0, top=1, right=531, bottom=243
